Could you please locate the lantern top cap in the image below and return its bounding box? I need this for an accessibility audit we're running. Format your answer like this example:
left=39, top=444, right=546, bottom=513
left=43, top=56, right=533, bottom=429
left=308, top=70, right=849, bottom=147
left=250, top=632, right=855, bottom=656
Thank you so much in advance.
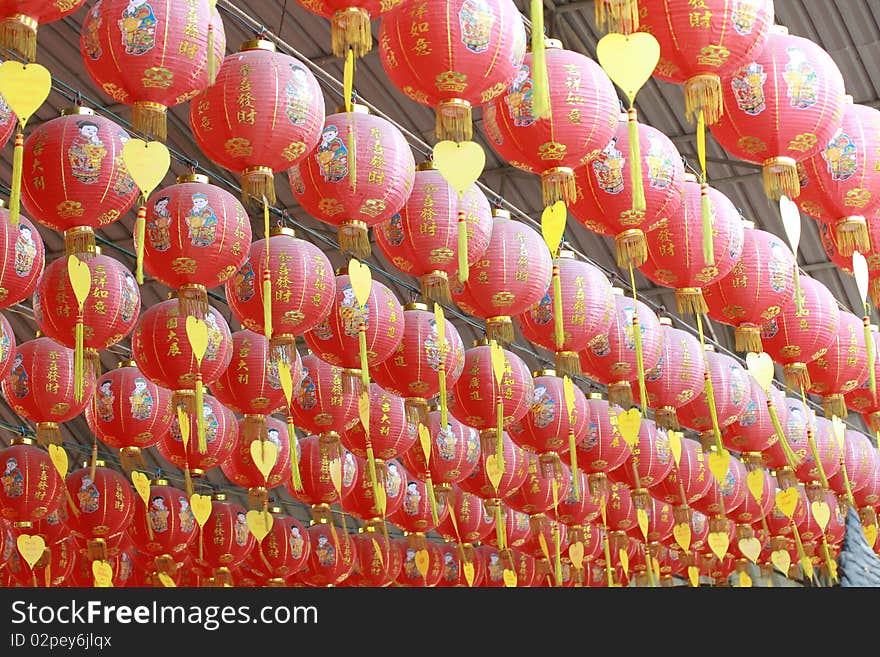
left=176, top=173, right=210, bottom=185
left=742, top=218, right=755, bottom=229
left=213, top=493, right=227, bottom=501
left=558, top=248, right=575, bottom=259
left=84, top=459, right=106, bottom=468
left=417, top=160, right=437, bottom=172
left=240, top=39, right=277, bottom=53
left=154, top=478, right=169, bottom=485
left=9, top=436, right=34, bottom=446
left=269, top=505, right=283, bottom=514
left=534, top=368, right=556, bottom=378
left=611, top=287, right=624, bottom=296
left=492, top=208, right=511, bottom=219
left=334, top=103, right=370, bottom=115
left=118, top=360, right=137, bottom=368
left=472, top=338, right=489, bottom=346
left=703, top=344, right=716, bottom=352
left=588, top=392, right=603, bottom=400
left=684, top=172, right=699, bottom=183
left=403, top=301, right=428, bottom=312
left=269, top=226, right=295, bottom=238
left=527, top=37, right=563, bottom=52
left=771, top=24, right=789, bottom=35
left=659, top=316, right=672, bottom=326
left=845, top=94, right=853, bottom=104
left=60, top=106, right=94, bottom=117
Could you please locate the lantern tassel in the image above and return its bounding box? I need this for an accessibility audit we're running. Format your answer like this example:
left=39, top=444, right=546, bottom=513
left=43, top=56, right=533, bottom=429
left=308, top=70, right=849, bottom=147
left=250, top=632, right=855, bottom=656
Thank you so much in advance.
left=195, top=374, right=207, bottom=454
left=358, top=321, right=370, bottom=391
left=840, top=459, right=856, bottom=509
left=207, top=23, right=216, bottom=86
left=654, top=407, right=679, bottom=430
left=541, top=168, right=576, bottom=207
left=864, top=314, right=876, bottom=399
left=734, top=325, right=763, bottom=354
left=457, top=209, right=469, bottom=283
left=695, top=311, right=723, bottom=453
left=799, top=384, right=829, bottom=489
left=331, top=7, right=372, bottom=58
left=486, top=316, right=514, bottom=345
left=793, top=266, right=804, bottom=315
left=339, top=221, right=371, bottom=259
left=684, top=74, right=723, bottom=125
left=763, top=157, right=800, bottom=201
left=822, top=394, right=847, bottom=420
left=0, top=16, right=37, bottom=62
left=594, top=0, right=639, bottom=35
left=767, top=400, right=801, bottom=470
left=675, top=287, right=708, bottom=315
left=134, top=204, right=147, bottom=285
left=74, top=313, right=84, bottom=404
left=615, top=229, right=648, bottom=269
left=8, top=130, right=23, bottom=226
left=493, top=503, right=507, bottom=550
left=132, top=101, right=168, bottom=142
left=555, top=351, right=581, bottom=378
left=365, top=444, right=380, bottom=508
left=242, top=167, right=276, bottom=209
left=420, top=271, right=452, bottom=305
left=821, top=535, right=838, bottom=584
left=287, top=416, right=302, bottom=492
left=835, top=216, right=870, bottom=257
left=790, top=521, right=813, bottom=583
left=568, top=429, right=580, bottom=501
left=530, top=0, right=550, bottom=121
left=552, top=263, right=565, bottom=351
left=700, top=181, right=715, bottom=267
left=628, top=263, right=649, bottom=411
left=262, top=201, right=272, bottom=341
left=627, top=108, right=646, bottom=213
left=436, top=100, right=473, bottom=143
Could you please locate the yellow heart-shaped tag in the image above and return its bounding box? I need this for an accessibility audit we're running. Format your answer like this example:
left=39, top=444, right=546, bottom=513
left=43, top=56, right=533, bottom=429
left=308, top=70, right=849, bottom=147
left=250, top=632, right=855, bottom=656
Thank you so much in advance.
left=246, top=509, right=274, bottom=542
left=775, top=487, right=798, bottom=519
left=418, top=423, right=431, bottom=465
left=538, top=533, right=551, bottom=563
left=738, top=537, right=762, bottom=564
left=616, top=408, right=642, bottom=449
left=673, top=523, right=691, bottom=552
left=863, top=523, right=878, bottom=548
left=176, top=406, right=190, bottom=451
left=432, top=140, right=486, bottom=199
left=358, top=391, right=370, bottom=436
left=854, top=250, right=870, bottom=305
left=463, top=560, right=475, bottom=587
left=707, top=531, right=730, bottom=561
left=831, top=415, right=846, bottom=451
left=415, top=549, right=430, bottom=578
left=131, top=471, right=151, bottom=506
left=779, top=195, right=802, bottom=254
left=190, top=493, right=212, bottom=528
left=568, top=541, right=584, bottom=569
left=687, top=566, right=700, bottom=587
left=347, top=258, right=372, bottom=308
left=745, top=351, right=775, bottom=392
left=746, top=469, right=765, bottom=504
left=250, top=439, right=279, bottom=481
left=667, top=430, right=682, bottom=467
left=47, top=444, right=68, bottom=479
left=502, top=568, right=517, bottom=587
left=67, top=255, right=92, bottom=308
left=278, top=359, right=294, bottom=407
left=92, top=560, right=114, bottom=587
left=489, top=340, right=506, bottom=388
left=16, top=534, right=46, bottom=569
left=770, top=549, right=791, bottom=575
left=185, top=316, right=209, bottom=364
left=157, top=572, right=176, bottom=587
left=618, top=548, right=629, bottom=578
left=485, top=454, right=503, bottom=491
left=541, top=200, right=566, bottom=256
left=810, top=500, right=830, bottom=532
left=122, top=139, right=170, bottom=197
left=329, top=457, right=342, bottom=496
left=0, top=61, right=51, bottom=125
left=596, top=32, right=660, bottom=105
left=708, top=449, right=731, bottom=485
left=738, top=571, right=753, bottom=588
left=800, top=556, right=814, bottom=581
left=637, top=507, right=649, bottom=541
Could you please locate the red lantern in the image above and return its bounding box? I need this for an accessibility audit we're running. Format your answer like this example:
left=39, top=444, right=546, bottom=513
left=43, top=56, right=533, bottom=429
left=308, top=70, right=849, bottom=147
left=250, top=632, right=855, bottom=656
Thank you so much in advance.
left=378, top=0, right=525, bottom=142
left=155, top=393, right=238, bottom=475
left=341, top=383, right=416, bottom=460
left=0, top=0, right=87, bottom=60
left=650, top=436, right=713, bottom=508
left=852, top=448, right=880, bottom=511
left=0, top=211, right=43, bottom=309
left=373, top=163, right=493, bottom=303
left=520, top=514, right=570, bottom=562
left=604, top=480, right=638, bottom=535
left=0, top=438, right=63, bottom=526
left=483, top=38, right=619, bottom=207
left=579, top=288, right=663, bottom=408
left=729, top=466, right=774, bottom=526
left=703, top=222, right=796, bottom=353
left=450, top=209, right=553, bottom=344
left=561, top=392, right=632, bottom=492
left=290, top=353, right=359, bottom=438
left=547, top=469, right=600, bottom=526
left=289, top=105, right=415, bottom=258
left=21, top=107, right=137, bottom=254
left=221, top=416, right=292, bottom=497
left=481, top=503, right=531, bottom=548
left=346, top=528, right=402, bottom=587
left=505, top=454, right=571, bottom=516
left=7, top=535, right=76, bottom=587
left=396, top=538, right=444, bottom=587
left=806, top=311, right=869, bottom=418
left=285, top=434, right=359, bottom=510
left=640, top=176, right=744, bottom=314
left=844, top=327, right=880, bottom=427
left=569, top=113, right=685, bottom=268
left=398, top=408, right=480, bottom=489
left=0, top=312, right=16, bottom=382
left=127, top=478, right=198, bottom=561
left=65, top=463, right=134, bottom=552
left=225, top=227, right=336, bottom=359
left=689, top=449, right=747, bottom=518
left=190, top=495, right=255, bottom=583
left=435, top=485, right=495, bottom=544
left=760, top=394, right=809, bottom=477
left=436, top=542, right=485, bottom=587
left=477, top=544, right=537, bottom=587
left=2, top=337, right=96, bottom=445
left=243, top=506, right=310, bottom=585
left=818, top=220, right=880, bottom=310
left=458, top=429, right=528, bottom=501
left=190, top=40, right=324, bottom=207
left=515, top=252, right=615, bottom=376
left=80, top=0, right=225, bottom=141
left=760, top=274, right=841, bottom=389
left=607, top=419, right=675, bottom=493
left=387, top=476, right=449, bottom=534
left=830, top=429, right=876, bottom=499
left=722, top=376, right=786, bottom=455
left=710, top=25, right=847, bottom=201
left=765, top=482, right=808, bottom=540
left=68, top=538, right=137, bottom=587
left=341, top=457, right=407, bottom=522
left=643, top=497, right=676, bottom=545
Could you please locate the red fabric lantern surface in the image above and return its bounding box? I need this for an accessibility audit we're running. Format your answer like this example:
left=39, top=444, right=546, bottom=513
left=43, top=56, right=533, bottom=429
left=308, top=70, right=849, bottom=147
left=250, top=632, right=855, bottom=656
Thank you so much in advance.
left=14, top=503, right=70, bottom=548
left=760, top=274, right=841, bottom=389
left=341, top=383, right=416, bottom=460
left=703, top=222, right=796, bottom=353
left=0, top=439, right=63, bottom=526
left=435, top=485, right=495, bottom=544
left=378, top=0, right=525, bottom=142
left=190, top=496, right=255, bottom=580
left=0, top=0, right=87, bottom=60
left=818, top=220, right=880, bottom=310
left=155, top=393, right=238, bottom=474
left=561, top=392, right=632, bottom=486
left=225, top=227, right=336, bottom=357
left=345, top=529, right=403, bottom=587
left=396, top=538, right=445, bottom=587
left=80, top=0, right=225, bottom=141
left=519, top=514, right=570, bottom=561
left=387, top=476, right=450, bottom=534
left=458, top=429, right=528, bottom=501
left=795, top=101, right=880, bottom=256
left=373, top=164, right=493, bottom=303
left=478, top=544, right=537, bottom=587
left=450, top=209, right=553, bottom=344
left=290, top=353, right=359, bottom=438
left=806, top=311, right=870, bottom=419
left=675, top=346, right=752, bottom=438
left=504, top=454, right=571, bottom=516
left=760, top=394, right=811, bottom=476
left=68, top=539, right=138, bottom=587
left=688, top=450, right=747, bottom=518
left=190, top=40, right=324, bottom=207
left=221, top=415, right=292, bottom=495
left=729, top=466, right=774, bottom=526
left=0, top=212, right=43, bottom=309
left=7, top=535, right=76, bottom=587
left=569, top=113, right=685, bottom=268
left=721, top=375, right=786, bottom=455
left=0, top=312, right=16, bottom=382
left=341, top=456, right=407, bottom=522
left=369, top=302, right=466, bottom=417
left=0, top=87, right=14, bottom=152
left=822, top=490, right=847, bottom=547
left=639, top=176, right=745, bottom=315
left=436, top=542, right=485, bottom=587
left=21, top=107, right=137, bottom=252
left=303, top=272, right=404, bottom=377
left=578, top=288, right=663, bottom=409
left=650, top=436, right=713, bottom=508
left=1, top=337, right=96, bottom=445
left=547, top=469, right=601, bottom=526
left=285, top=434, right=359, bottom=508
left=243, top=507, right=310, bottom=585
left=829, top=429, right=876, bottom=499
left=844, top=327, right=880, bottom=427
left=85, top=362, right=173, bottom=457
left=604, top=480, right=639, bottom=534
left=515, top=253, right=615, bottom=377
left=851, top=448, right=880, bottom=510
left=65, top=464, right=134, bottom=547
left=606, top=419, right=674, bottom=491
left=127, top=479, right=198, bottom=559
left=482, top=39, right=619, bottom=207
left=639, top=317, right=704, bottom=430
left=642, top=497, right=676, bottom=545
left=480, top=503, right=532, bottom=548
left=289, top=105, right=415, bottom=258
left=709, top=25, right=847, bottom=201
left=398, top=409, right=480, bottom=489
left=448, top=341, right=534, bottom=431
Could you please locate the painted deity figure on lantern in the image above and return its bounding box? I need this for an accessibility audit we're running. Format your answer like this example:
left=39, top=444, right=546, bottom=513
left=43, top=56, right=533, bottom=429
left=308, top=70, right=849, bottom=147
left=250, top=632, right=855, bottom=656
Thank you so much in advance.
left=458, top=0, right=494, bottom=53
left=119, top=0, right=157, bottom=55
left=77, top=476, right=100, bottom=514
left=83, top=0, right=104, bottom=60
left=179, top=498, right=195, bottom=533
left=149, top=496, right=169, bottom=532
left=2, top=458, right=23, bottom=497
left=732, top=0, right=762, bottom=35
left=15, top=226, right=38, bottom=278
left=822, top=131, right=857, bottom=181
left=506, top=65, right=534, bottom=127
left=129, top=377, right=154, bottom=420
left=315, top=125, right=348, bottom=183
left=68, top=120, right=107, bottom=185
left=592, top=137, right=625, bottom=195
left=187, top=193, right=219, bottom=247
left=730, top=62, right=767, bottom=115
left=285, top=64, right=313, bottom=127
left=97, top=381, right=115, bottom=421
left=783, top=46, right=819, bottom=109
left=147, top=196, right=172, bottom=252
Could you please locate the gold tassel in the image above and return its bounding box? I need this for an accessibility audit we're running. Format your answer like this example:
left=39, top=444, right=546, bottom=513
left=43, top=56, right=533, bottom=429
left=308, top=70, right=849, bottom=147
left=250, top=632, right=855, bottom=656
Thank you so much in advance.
left=834, top=216, right=869, bottom=257
left=132, top=101, right=167, bottom=142
left=790, top=522, right=812, bottom=583
left=36, top=422, right=61, bottom=447
left=357, top=322, right=370, bottom=391
left=800, top=385, right=829, bottom=489
left=793, top=265, right=804, bottom=315
left=541, top=168, right=576, bottom=207
left=865, top=314, right=877, bottom=398
left=654, top=407, right=679, bottom=430
left=821, top=535, right=837, bottom=584
left=684, top=74, right=723, bottom=124
left=119, top=447, right=145, bottom=474
left=343, top=47, right=354, bottom=113
left=195, top=374, right=206, bottom=454
left=594, top=0, right=639, bottom=35
left=783, top=363, right=810, bottom=391
left=8, top=130, right=23, bottom=226
left=530, top=0, right=550, bottom=121
left=568, top=429, right=580, bottom=501
left=767, top=400, right=801, bottom=470
left=206, top=22, right=217, bottom=86
left=763, top=157, right=800, bottom=201
left=675, top=287, right=708, bottom=315
left=608, top=381, right=633, bottom=409
left=241, top=167, right=276, bottom=209
left=615, top=229, right=647, bottom=269
left=64, top=228, right=97, bottom=257
left=339, top=221, right=371, bottom=259
left=0, top=16, right=37, bottom=62
left=696, top=313, right=723, bottom=453
left=822, top=394, right=847, bottom=420
left=870, top=279, right=880, bottom=310
left=184, top=468, right=194, bottom=499
left=555, top=351, right=581, bottom=378
left=134, top=204, right=147, bottom=284
left=457, top=209, right=469, bottom=283
left=178, top=284, right=209, bottom=320
left=552, top=263, right=565, bottom=350
left=700, top=181, right=715, bottom=267
left=420, top=271, right=452, bottom=305
left=627, top=108, right=645, bottom=213
left=436, top=100, right=473, bottom=143
left=734, top=325, right=763, bottom=354
left=74, top=313, right=84, bottom=403
left=331, top=7, right=372, bottom=58
left=287, top=416, right=302, bottom=492
left=486, top=316, right=514, bottom=345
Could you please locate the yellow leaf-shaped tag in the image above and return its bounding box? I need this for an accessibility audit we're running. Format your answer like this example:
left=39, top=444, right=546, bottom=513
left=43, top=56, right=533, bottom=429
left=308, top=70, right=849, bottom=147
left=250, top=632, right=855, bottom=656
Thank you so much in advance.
left=434, top=303, right=446, bottom=348
left=47, top=444, right=68, bottom=479
left=775, top=487, right=798, bottom=519
left=800, top=556, right=814, bottom=581
left=746, top=468, right=765, bottom=503
left=329, top=457, right=342, bottom=496
left=811, top=500, right=830, bottom=532
left=67, top=255, right=92, bottom=308
left=185, top=316, right=209, bottom=364
left=246, top=510, right=273, bottom=542
left=854, top=251, right=870, bottom=306
left=92, top=560, right=114, bottom=587
left=250, top=440, right=279, bottom=481
left=489, top=340, right=506, bottom=388
left=667, top=430, right=682, bottom=467
left=745, top=352, right=775, bottom=393
left=595, top=32, right=660, bottom=105
left=415, top=549, right=430, bottom=578
left=687, top=566, right=700, bottom=587
left=673, top=523, right=691, bottom=552
left=779, top=195, right=802, bottom=254
left=16, top=534, right=45, bottom=569
left=463, top=560, right=475, bottom=587
left=616, top=408, right=641, bottom=449
left=637, top=507, right=648, bottom=541
left=485, top=454, right=503, bottom=490
left=864, top=523, right=878, bottom=548
left=176, top=406, right=190, bottom=451
left=541, top=200, right=566, bottom=255
left=131, top=471, right=151, bottom=506
left=707, top=531, right=730, bottom=561
left=831, top=415, right=846, bottom=451
left=122, top=139, right=170, bottom=197
left=568, top=541, right=584, bottom=569
left=770, top=549, right=791, bottom=575
left=432, top=140, right=486, bottom=199
left=358, top=391, right=370, bottom=436
left=502, top=568, right=517, bottom=587
left=190, top=493, right=212, bottom=528
left=738, top=571, right=752, bottom=588
left=0, top=61, right=51, bottom=124
left=618, top=548, right=629, bottom=578
left=278, top=359, right=294, bottom=407
left=418, top=423, right=431, bottom=465
left=347, top=258, right=372, bottom=308
left=738, top=537, right=761, bottom=564
left=157, top=572, right=176, bottom=587
left=708, top=449, right=731, bottom=484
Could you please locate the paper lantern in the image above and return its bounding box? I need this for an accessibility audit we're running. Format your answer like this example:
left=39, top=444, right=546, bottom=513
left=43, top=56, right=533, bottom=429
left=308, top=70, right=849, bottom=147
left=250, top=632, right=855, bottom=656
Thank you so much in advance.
left=289, top=104, right=415, bottom=258
left=7, top=535, right=75, bottom=587
left=65, top=463, right=134, bottom=548
left=688, top=450, right=747, bottom=518
left=649, top=436, right=713, bottom=508
left=386, top=476, right=449, bottom=534
left=378, top=0, right=526, bottom=141
left=398, top=408, right=480, bottom=489
left=0, top=0, right=87, bottom=61
left=505, top=454, right=571, bottom=516
left=760, top=395, right=809, bottom=477
left=480, top=504, right=531, bottom=549
left=434, top=485, right=495, bottom=544
left=806, top=311, right=869, bottom=418
left=190, top=495, right=255, bottom=581
left=519, top=514, right=570, bottom=562
left=285, top=434, right=359, bottom=509
left=817, top=219, right=880, bottom=309
left=676, top=345, right=752, bottom=438
left=458, top=429, right=528, bottom=501
left=478, top=544, right=536, bottom=587
left=80, top=0, right=226, bottom=141
left=607, top=418, right=674, bottom=493
left=346, top=528, right=402, bottom=587
left=721, top=375, right=786, bottom=455
left=514, top=251, right=615, bottom=376
left=0, top=312, right=15, bottom=382
left=436, top=542, right=485, bottom=587
left=244, top=506, right=310, bottom=585
left=844, top=326, right=880, bottom=427
left=0, top=438, right=63, bottom=526
left=290, top=353, right=359, bottom=439
left=221, top=416, right=293, bottom=496
left=729, top=467, right=775, bottom=527
left=703, top=221, right=796, bottom=353
left=547, top=470, right=600, bottom=526
left=341, top=383, right=416, bottom=461
left=710, top=25, right=846, bottom=200
left=68, top=538, right=137, bottom=587
left=829, top=429, right=875, bottom=499
left=569, top=113, right=685, bottom=268
left=450, top=208, right=552, bottom=343
left=852, top=448, right=880, bottom=510
left=127, top=478, right=198, bottom=559
left=0, top=211, right=43, bottom=309
left=482, top=38, right=619, bottom=206
left=21, top=107, right=138, bottom=255
left=155, top=393, right=238, bottom=475
left=395, top=538, right=444, bottom=587
left=341, top=456, right=407, bottom=522
left=561, top=392, right=632, bottom=492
